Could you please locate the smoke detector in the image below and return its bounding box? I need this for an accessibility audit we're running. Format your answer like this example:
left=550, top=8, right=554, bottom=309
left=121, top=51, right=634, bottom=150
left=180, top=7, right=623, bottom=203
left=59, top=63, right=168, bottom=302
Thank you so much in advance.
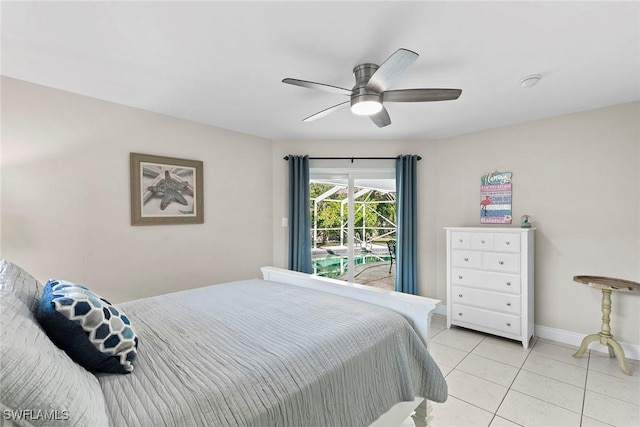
left=520, top=74, right=541, bottom=88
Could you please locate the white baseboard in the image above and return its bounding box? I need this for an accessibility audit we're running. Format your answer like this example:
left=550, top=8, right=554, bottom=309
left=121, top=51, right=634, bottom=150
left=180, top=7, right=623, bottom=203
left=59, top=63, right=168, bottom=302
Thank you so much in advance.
left=431, top=308, right=640, bottom=361
left=534, top=324, right=640, bottom=361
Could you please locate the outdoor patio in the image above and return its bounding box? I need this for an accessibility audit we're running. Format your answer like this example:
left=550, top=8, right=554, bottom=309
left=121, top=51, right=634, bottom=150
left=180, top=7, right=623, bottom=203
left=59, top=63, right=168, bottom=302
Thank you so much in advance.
left=336, top=260, right=395, bottom=291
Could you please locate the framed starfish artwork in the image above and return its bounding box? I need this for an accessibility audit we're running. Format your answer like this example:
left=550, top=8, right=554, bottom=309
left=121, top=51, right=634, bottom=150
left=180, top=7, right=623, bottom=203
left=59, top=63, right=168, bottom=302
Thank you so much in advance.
left=130, top=153, right=204, bottom=225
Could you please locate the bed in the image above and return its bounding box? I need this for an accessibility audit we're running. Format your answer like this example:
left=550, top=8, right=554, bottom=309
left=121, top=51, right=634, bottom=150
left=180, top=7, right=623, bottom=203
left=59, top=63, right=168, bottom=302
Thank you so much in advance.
left=0, top=260, right=447, bottom=427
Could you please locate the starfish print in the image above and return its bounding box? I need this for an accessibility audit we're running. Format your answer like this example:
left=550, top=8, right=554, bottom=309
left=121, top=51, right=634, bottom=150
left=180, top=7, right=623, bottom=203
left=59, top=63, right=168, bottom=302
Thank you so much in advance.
left=147, top=171, right=189, bottom=210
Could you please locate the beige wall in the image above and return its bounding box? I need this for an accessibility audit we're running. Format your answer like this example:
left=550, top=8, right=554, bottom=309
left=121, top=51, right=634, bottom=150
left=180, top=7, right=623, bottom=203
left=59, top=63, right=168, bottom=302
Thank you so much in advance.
left=273, top=102, right=640, bottom=346
left=2, top=76, right=638, bottom=347
left=433, top=102, right=639, bottom=345
left=1, top=77, right=273, bottom=302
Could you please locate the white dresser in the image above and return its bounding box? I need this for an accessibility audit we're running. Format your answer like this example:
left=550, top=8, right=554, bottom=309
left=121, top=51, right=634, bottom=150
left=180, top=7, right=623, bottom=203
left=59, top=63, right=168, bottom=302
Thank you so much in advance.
left=445, top=227, right=535, bottom=348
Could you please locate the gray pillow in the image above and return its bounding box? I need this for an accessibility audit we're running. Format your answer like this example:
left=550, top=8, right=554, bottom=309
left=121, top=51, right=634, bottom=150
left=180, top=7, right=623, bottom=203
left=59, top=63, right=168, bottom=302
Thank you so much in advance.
left=1, top=281, right=109, bottom=426
left=0, top=259, right=42, bottom=313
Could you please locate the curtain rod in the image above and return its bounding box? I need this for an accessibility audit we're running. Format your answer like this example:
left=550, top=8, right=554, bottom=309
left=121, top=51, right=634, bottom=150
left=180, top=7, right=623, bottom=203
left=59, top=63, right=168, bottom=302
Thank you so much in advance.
left=283, top=155, right=421, bottom=162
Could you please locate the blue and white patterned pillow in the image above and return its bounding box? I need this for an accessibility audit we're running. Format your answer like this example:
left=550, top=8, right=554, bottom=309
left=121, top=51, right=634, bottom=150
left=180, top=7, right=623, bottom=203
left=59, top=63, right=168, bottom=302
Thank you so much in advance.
left=36, top=280, right=139, bottom=374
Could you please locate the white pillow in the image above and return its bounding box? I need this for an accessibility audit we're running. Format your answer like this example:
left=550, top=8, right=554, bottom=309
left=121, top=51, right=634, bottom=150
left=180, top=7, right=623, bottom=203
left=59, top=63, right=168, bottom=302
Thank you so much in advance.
left=1, top=276, right=109, bottom=426
left=0, top=259, right=42, bottom=312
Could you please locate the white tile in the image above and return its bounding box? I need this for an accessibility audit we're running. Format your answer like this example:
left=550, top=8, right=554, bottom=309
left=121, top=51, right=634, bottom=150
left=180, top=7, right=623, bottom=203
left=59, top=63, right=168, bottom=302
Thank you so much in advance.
left=497, top=390, right=581, bottom=427
left=531, top=340, right=589, bottom=368
left=430, top=396, right=494, bottom=427
left=511, top=369, right=584, bottom=412
left=489, top=416, right=521, bottom=427
left=583, top=390, right=640, bottom=427
left=484, top=335, right=532, bottom=352
left=456, top=354, right=519, bottom=388
left=429, top=327, right=444, bottom=339
left=586, top=370, right=640, bottom=405
left=536, top=337, right=578, bottom=350
left=521, top=352, right=587, bottom=388
left=428, top=342, right=469, bottom=368
left=437, top=363, right=455, bottom=377
left=471, top=339, right=529, bottom=368
left=627, top=357, right=640, bottom=365
left=589, top=349, right=640, bottom=365
left=446, top=369, right=509, bottom=413
left=431, top=314, right=448, bottom=330
left=430, top=327, right=486, bottom=352
left=580, top=416, right=614, bottom=427
left=589, top=353, right=640, bottom=378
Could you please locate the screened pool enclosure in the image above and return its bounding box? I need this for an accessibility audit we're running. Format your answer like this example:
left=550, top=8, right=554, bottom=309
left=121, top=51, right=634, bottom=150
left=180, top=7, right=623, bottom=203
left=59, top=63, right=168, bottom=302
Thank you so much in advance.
left=310, top=176, right=396, bottom=289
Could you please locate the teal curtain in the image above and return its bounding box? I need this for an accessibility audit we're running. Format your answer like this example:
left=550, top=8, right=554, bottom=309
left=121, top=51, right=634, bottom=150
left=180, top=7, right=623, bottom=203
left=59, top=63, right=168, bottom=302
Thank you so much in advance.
left=287, top=155, right=312, bottom=273
left=395, top=155, right=419, bottom=294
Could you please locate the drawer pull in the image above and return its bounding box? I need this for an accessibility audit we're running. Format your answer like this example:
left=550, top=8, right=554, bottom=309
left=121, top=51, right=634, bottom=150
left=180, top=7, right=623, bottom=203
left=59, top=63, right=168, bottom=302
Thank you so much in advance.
left=464, top=257, right=469, bottom=262
left=458, top=313, right=463, bottom=316
left=459, top=239, right=463, bottom=243
left=458, top=294, right=463, bottom=298
left=481, top=240, right=485, bottom=244
left=499, top=260, right=504, bottom=265
left=506, top=282, right=511, bottom=286
left=506, top=241, right=511, bottom=245
left=506, top=302, right=511, bottom=306
left=458, top=275, right=463, bottom=279
left=506, top=322, right=511, bottom=327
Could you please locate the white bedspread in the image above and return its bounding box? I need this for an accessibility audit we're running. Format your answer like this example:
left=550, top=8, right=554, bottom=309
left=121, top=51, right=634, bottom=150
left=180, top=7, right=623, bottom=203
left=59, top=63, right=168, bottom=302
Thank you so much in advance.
left=98, top=279, right=447, bottom=426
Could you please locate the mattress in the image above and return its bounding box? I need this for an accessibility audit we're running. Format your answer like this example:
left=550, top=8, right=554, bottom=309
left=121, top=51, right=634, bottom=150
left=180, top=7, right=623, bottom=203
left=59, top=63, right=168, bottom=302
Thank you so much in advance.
left=98, top=279, right=447, bottom=426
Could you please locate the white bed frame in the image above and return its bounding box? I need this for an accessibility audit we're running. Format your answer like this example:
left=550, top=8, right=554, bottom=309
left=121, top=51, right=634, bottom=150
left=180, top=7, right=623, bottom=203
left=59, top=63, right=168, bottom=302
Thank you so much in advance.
left=260, top=266, right=442, bottom=427
left=0, top=266, right=440, bottom=427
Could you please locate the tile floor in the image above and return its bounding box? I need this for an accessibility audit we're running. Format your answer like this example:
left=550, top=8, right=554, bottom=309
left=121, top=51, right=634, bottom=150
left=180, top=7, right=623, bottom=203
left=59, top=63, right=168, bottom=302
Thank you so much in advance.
left=419, top=315, right=640, bottom=427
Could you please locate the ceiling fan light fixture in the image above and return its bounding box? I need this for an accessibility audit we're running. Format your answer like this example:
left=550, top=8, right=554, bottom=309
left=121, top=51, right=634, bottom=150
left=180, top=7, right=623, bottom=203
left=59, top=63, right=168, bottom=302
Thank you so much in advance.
left=350, top=93, right=383, bottom=116
left=351, top=100, right=383, bottom=116
left=282, top=48, right=463, bottom=127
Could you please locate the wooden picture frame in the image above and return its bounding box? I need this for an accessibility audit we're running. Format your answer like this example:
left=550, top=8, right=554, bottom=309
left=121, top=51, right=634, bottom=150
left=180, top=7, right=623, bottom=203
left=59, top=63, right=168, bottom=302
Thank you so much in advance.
left=130, top=153, right=204, bottom=226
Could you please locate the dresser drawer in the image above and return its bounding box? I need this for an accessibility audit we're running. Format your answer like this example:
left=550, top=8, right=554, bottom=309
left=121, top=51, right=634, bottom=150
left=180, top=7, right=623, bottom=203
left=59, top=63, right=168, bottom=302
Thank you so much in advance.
left=451, top=268, right=521, bottom=294
left=451, top=232, right=471, bottom=249
left=452, top=286, right=521, bottom=315
left=482, top=252, right=520, bottom=273
left=451, top=250, right=482, bottom=269
left=451, top=304, right=521, bottom=335
left=471, top=233, right=494, bottom=250
left=494, top=233, right=520, bottom=253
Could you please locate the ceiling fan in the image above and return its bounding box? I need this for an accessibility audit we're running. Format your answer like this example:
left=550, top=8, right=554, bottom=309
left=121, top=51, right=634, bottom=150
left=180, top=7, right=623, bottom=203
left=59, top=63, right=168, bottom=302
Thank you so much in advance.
left=282, top=48, right=462, bottom=128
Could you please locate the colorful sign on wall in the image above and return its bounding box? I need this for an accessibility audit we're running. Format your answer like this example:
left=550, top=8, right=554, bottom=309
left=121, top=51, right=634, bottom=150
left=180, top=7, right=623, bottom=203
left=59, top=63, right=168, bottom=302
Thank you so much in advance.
left=480, top=171, right=512, bottom=224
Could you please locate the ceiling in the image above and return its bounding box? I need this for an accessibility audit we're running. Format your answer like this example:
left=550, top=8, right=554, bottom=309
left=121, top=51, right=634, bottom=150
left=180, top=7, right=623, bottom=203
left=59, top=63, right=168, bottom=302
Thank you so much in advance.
left=2, top=1, right=639, bottom=141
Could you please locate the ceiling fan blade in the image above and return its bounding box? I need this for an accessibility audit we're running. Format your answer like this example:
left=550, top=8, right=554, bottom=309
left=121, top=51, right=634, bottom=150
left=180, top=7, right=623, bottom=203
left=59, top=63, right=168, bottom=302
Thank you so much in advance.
left=366, top=48, right=419, bottom=93
left=383, top=88, right=462, bottom=102
left=369, top=106, right=391, bottom=128
left=303, top=101, right=350, bottom=122
left=282, top=78, right=352, bottom=96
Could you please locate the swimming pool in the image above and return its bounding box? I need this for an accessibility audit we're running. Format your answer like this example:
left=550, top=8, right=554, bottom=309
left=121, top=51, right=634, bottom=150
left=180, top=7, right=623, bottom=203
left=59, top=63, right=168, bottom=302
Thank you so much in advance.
left=312, top=253, right=390, bottom=279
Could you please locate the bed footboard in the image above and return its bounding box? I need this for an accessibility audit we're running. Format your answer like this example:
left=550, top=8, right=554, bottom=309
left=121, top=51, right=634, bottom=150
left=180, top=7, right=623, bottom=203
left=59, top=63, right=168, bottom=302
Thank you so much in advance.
left=260, top=266, right=440, bottom=345
left=261, top=267, right=441, bottom=427
left=369, top=397, right=432, bottom=427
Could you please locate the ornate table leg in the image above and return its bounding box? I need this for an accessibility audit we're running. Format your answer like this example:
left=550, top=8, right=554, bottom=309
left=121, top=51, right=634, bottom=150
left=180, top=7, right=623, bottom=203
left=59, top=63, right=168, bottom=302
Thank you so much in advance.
left=573, top=289, right=631, bottom=375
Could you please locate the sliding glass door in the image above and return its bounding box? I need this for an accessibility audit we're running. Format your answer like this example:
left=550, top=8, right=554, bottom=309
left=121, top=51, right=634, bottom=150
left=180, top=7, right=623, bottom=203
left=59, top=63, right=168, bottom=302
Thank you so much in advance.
left=309, top=169, right=396, bottom=288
